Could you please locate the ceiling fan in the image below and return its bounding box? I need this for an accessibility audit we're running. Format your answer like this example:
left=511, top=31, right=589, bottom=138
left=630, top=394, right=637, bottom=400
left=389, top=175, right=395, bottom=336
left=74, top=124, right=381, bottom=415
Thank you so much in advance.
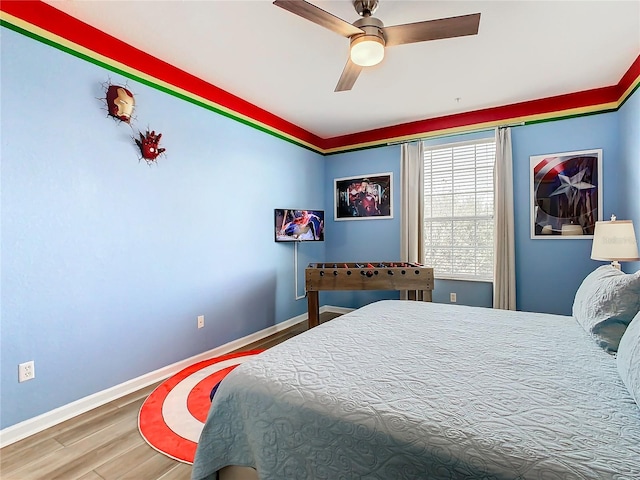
left=273, top=0, right=481, bottom=92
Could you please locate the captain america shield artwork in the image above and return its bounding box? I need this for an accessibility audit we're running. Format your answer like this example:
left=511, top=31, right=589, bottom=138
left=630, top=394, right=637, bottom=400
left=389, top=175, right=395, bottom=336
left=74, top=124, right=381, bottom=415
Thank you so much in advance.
left=530, top=149, right=602, bottom=238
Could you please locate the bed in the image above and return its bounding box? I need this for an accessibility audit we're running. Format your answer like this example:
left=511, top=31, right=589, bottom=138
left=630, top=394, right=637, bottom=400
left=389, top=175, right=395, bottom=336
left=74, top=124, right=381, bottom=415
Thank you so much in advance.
left=192, top=266, right=640, bottom=480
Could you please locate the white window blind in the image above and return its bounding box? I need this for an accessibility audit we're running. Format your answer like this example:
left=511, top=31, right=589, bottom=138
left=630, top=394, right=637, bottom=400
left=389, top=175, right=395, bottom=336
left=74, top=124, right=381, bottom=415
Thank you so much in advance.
left=423, top=139, right=496, bottom=281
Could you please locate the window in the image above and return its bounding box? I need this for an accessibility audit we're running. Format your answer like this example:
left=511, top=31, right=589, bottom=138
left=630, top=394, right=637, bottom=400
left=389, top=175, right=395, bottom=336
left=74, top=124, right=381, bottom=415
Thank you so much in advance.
left=423, top=138, right=496, bottom=281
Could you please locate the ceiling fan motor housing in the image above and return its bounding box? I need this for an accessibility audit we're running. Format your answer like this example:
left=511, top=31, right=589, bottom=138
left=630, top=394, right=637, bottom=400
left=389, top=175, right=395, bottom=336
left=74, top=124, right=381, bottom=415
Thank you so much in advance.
left=352, top=16, right=385, bottom=44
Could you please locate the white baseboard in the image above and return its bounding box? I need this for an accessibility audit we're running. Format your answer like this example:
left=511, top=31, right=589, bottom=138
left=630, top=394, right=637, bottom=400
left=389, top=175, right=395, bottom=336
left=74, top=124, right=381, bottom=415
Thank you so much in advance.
left=0, top=305, right=349, bottom=448
left=323, top=305, right=353, bottom=315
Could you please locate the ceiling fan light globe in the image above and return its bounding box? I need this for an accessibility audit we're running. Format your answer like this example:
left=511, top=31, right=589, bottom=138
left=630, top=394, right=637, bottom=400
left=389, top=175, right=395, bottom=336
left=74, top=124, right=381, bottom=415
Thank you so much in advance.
left=350, top=36, right=384, bottom=67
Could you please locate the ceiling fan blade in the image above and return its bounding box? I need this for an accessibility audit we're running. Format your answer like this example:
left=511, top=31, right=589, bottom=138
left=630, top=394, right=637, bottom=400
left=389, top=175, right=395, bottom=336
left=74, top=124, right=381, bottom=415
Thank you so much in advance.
left=335, top=59, right=363, bottom=92
left=273, top=0, right=363, bottom=38
left=383, top=13, right=481, bottom=47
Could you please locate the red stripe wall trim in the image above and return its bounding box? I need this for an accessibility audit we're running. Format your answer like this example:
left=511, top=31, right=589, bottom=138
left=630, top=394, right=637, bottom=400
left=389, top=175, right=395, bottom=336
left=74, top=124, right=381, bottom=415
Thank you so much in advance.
left=1, top=1, right=638, bottom=154
left=618, top=55, right=640, bottom=97
left=322, top=85, right=621, bottom=150
left=0, top=0, right=324, bottom=148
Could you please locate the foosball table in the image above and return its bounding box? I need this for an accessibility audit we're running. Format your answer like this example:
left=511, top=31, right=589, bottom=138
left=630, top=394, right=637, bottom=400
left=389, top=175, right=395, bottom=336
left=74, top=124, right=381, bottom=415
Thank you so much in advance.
left=305, top=262, right=435, bottom=328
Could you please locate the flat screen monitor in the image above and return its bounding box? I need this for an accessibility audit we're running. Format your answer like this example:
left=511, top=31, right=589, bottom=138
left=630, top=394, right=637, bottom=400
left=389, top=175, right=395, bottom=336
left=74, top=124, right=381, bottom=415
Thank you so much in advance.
left=275, top=209, right=324, bottom=242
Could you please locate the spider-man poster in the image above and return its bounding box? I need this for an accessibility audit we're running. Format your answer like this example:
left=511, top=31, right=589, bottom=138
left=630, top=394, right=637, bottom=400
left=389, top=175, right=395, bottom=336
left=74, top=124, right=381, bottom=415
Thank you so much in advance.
left=530, top=149, right=602, bottom=238
left=334, top=172, right=393, bottom=220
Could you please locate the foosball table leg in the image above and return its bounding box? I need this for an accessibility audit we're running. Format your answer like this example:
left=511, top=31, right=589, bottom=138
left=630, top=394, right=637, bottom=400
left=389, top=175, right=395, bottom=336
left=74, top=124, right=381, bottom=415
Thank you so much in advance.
left=307, top=290, right=320, bottom=328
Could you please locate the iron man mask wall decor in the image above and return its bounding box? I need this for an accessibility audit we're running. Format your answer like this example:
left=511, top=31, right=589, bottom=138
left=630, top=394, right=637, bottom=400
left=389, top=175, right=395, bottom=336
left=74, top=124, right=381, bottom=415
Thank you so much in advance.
left=106, top=84, right=135, bottom=123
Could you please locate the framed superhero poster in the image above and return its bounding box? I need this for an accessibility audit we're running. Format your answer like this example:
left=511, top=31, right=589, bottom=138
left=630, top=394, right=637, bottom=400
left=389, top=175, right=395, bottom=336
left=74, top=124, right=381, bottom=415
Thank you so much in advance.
left=530, top=149, right=602, bottom=239
left=334, top=172, right=393, bottom=221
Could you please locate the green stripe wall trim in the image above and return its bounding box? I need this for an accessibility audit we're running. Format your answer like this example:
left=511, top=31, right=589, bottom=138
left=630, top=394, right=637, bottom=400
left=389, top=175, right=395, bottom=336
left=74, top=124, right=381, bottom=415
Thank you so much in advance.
left=617, top=82, right=640, bottom=110
left=3, top=15, right=636, bottom=157
left=523, top=107, right=621, bottom=127
left=0, top=20, right=322, bottom=156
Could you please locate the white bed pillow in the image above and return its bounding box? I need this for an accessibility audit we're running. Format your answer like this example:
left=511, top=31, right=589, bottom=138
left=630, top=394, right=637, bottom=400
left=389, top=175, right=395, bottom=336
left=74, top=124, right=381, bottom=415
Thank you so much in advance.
left=617, top=311, right=640, bottom=407
left=572, top=266, right=640, bottom=352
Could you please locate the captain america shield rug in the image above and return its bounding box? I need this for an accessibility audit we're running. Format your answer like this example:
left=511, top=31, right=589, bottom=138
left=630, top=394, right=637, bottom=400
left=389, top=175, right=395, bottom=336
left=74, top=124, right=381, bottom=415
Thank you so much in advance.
left=138, top=350, right=265, bottom=464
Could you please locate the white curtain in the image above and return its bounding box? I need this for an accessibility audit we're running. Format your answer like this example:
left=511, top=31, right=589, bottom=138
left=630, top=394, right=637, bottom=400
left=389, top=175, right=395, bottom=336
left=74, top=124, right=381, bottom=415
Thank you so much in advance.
left=400, top=141, right=424, bottom=264
left=493, top=127, right=516, bottom=310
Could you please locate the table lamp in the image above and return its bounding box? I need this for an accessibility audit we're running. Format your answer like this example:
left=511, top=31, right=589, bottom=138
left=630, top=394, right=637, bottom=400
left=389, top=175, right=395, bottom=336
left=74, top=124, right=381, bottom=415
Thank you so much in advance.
left=590, top=215, right=640, bottom=269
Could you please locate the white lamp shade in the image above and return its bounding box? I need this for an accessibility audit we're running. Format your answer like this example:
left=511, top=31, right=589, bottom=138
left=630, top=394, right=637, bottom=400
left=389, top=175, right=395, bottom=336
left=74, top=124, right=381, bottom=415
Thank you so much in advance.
left=591, top=219, right=640, bottom=261
left=350, top=35, right=384, bottom=67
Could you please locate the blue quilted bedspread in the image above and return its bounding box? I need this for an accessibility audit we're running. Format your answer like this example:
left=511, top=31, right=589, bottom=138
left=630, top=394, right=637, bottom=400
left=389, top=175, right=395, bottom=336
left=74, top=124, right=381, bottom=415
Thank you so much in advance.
left=192, top=300, right=640, bottom=479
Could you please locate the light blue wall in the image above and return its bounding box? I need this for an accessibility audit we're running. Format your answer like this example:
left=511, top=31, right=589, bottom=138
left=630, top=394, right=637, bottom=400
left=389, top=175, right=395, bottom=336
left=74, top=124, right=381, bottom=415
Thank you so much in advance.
left=323, top=138, right=494, bottom=309
left=512, top=113, right=623, bottom=314
left=323, top=111, right=632, bottom=315
left=2, top=25, right=637, bottom=431
left=432, top=279, right=493, bottom=307
left=322, top=145, right=402, bottom=307
left=0, top=29, right=324, bottom=429
left=618, top=88, right=640, bottom=273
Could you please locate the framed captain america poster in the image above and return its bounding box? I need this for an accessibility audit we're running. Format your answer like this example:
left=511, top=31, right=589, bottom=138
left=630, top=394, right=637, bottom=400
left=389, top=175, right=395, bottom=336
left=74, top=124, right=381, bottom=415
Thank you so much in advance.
left=530, top=149, right=602, bottom=239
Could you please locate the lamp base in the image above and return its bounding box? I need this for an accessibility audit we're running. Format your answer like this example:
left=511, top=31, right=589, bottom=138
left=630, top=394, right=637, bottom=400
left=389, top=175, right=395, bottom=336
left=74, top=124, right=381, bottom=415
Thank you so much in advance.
left=610, top=260, right=621, bottom=270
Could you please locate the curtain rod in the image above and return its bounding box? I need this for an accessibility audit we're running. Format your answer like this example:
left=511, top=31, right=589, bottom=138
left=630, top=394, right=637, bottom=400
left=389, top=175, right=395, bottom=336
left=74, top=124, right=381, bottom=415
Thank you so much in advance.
left=386, top=121, right=525, bottom=146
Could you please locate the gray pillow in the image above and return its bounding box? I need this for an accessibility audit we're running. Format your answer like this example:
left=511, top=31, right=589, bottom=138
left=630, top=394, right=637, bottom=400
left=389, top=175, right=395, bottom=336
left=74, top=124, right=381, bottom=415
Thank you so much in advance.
left=572, top=266, right=640, bottom=352
left=617, top=311, right=640, bottom=407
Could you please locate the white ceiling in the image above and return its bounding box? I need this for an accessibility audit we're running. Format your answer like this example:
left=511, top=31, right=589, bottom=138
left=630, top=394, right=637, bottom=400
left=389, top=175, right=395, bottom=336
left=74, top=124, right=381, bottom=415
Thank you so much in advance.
left=44, top=0, right=640, bottom=139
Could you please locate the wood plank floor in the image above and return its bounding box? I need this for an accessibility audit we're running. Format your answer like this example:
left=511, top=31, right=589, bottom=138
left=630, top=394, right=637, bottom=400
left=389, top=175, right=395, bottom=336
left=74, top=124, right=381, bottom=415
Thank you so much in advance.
left=0, top=312, right=342, bottom=480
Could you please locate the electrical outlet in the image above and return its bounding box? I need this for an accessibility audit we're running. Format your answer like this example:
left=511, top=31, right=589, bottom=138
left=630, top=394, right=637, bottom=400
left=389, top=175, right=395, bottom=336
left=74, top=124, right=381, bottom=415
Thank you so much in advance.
left=450, top=292, right=457, bottom=303
left=197, top=315, right=205, bottom=329
left=19, top=361, right=35, bottom=382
